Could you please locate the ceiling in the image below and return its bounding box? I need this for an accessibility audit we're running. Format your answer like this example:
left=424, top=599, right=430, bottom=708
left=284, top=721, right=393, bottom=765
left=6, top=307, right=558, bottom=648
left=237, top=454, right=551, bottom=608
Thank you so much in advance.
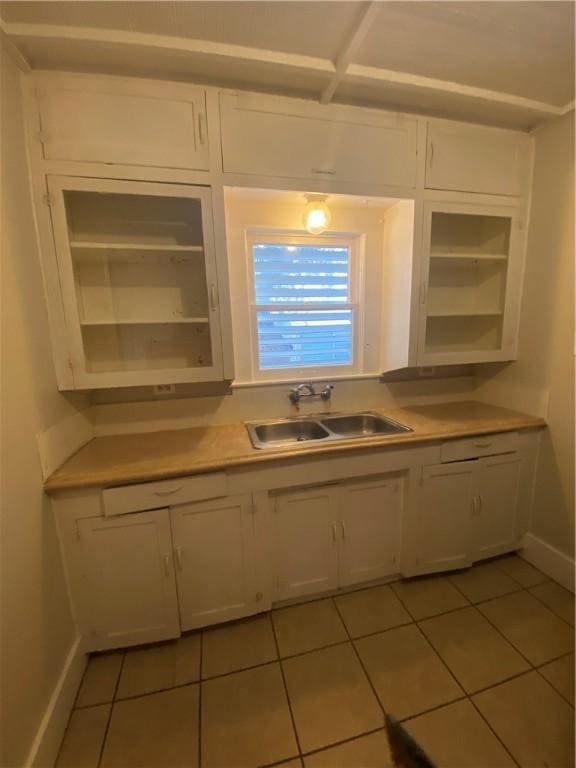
left=1, top=1, right=574, bottom=130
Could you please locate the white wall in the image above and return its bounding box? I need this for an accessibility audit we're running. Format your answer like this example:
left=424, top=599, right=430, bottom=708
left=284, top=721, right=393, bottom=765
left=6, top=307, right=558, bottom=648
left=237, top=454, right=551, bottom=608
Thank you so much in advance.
left=476, top=111, right=575, bottom=559
left=0, top=41, right=89, bottom=766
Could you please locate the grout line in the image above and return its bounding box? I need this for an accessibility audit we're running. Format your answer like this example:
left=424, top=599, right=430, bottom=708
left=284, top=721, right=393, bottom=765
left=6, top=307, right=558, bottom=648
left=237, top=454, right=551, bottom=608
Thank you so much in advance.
left=329, top=596, right=387, bottom=723
left=467, top=696, right=521, bottom=767
left=198, top=630, right=203, bottom=768
left=96, top=651, right=125, bottom=768
left=524, top=587, right=576, bottom=630
left=297, top=725, right=387, bottom=761
left=270, top=609, right=303, bottom=757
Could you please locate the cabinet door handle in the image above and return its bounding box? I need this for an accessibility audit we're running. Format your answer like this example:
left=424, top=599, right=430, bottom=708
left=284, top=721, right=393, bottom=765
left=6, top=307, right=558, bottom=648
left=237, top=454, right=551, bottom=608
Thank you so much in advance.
left=428, top=141, right=434, bottom=169
left=478, top=494, right=484, bottom=514
left=471, top=496, right=478, bottom=517
left=153, top=486, right=183, bottom=497
left=175, top=546, right=183, bottom=571
left=198, top=113, right=206, bottom=145
left=332, top=522, right=338, bottom=544
left=340, top=521, right=347, bottom=540
left=210, top=284, right=218, bottom=311
left=163, top=553, right=171, bottom=576
left=421, top=280, right=428, bottom=306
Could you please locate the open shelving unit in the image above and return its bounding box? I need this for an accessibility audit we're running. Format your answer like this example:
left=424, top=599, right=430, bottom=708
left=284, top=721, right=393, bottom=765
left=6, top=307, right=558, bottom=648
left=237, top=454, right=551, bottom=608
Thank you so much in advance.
left=48, top=176, right=223, bottom=385
left=421, top=206, right=515, bottom=361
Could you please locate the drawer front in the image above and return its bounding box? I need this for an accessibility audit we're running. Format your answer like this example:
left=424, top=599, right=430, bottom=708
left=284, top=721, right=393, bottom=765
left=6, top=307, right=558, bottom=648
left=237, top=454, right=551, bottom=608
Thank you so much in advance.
left=440, top=432, right=519, bottom=463
left=102, top=473, right=228, bottom=517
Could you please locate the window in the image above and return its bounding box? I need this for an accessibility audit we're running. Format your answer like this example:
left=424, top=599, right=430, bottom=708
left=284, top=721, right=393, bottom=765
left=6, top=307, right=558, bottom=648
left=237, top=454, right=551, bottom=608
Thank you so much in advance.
left=248, top=234, right=361, bottom=380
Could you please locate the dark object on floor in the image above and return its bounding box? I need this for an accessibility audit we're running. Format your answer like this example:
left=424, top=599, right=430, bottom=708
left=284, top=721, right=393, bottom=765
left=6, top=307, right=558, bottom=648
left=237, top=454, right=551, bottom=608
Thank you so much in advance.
left=385, top=713, right=436, bottom=768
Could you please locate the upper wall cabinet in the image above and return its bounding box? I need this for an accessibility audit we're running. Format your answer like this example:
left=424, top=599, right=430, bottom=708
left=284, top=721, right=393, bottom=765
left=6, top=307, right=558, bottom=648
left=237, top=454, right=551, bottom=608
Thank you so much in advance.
left=426, top=121, right=530, bottom=197
left=220, top=92, right=418, bottom=188
left=47, top=176, right=226, bottom=389
left=35, top=80, right=210, bottom=170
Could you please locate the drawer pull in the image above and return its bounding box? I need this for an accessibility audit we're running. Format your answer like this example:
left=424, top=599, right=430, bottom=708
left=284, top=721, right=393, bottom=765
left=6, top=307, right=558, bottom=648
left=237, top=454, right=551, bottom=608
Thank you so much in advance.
left=473, top=440, right=493, bottom=448
left=311, top=168, right=335, bottom=175
left=153, top=486, right=183, bottom=497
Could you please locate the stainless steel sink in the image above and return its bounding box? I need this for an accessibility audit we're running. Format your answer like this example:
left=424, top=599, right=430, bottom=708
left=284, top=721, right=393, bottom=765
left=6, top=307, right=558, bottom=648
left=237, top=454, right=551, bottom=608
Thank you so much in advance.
left=250, top=419, right=330, bottom=449
left=246, top=412, right=412, bottom=449
left=319, top=413, right=411, bottom=437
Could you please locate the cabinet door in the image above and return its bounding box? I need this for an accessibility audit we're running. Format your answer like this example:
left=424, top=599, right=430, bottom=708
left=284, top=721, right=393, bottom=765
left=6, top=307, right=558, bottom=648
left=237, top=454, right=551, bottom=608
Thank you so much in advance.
left=415, top=462, right=477, bottom=575
left=48, top=175, right=225, bottom=389
left=76, top=510, right=180, bottom=651
left=221, top=93, right=417, bottom=188
left=426, top=121, right=529, bottom=196
left=339, top=475, right=402, bottom=587
left=172, top=495, right=260, bottom=630
left=273, top=486, right=339, bottom=601
left=474, top=454, right=523, bottom=561
left=37, top=84, right=209, bottom=170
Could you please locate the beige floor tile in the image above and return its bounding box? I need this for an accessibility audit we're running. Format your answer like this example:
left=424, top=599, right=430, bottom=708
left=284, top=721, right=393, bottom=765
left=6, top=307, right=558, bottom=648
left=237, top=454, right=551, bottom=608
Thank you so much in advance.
left=273, top=599, right=347, bottom=656
left=279, top=761, right=303, bottom=768
left=356, top=624, right=463, bottom=719
left=539, top=653, right=575, bottom=705
left=304, top=730, right=393, bottom=768
left=57, top=705, right=110, bottom=768
left=202, top=662, right=297, bottom=768
left=334, top=586, right=411, bottom=638
left=530, top=580, right=575, bottom=626
left=405, top=699, right=516, bottom=768
left=392, top=575, right=469, bottom=620
left=101, top=686, right=199, bottom=768
left=76, top=653, right=123, bottom=707
left=420, top=606, right=529, bottom=693
left=479, top=590, right=575, bottom=665
left=449, top=562, right=520, bottom=603
left=495, top=554, right=548, bottom=587
left=117, top=634, right=200, bottom=698
left=202, top=614, right=277, bottom=677
left=473, top=671, right=575, bottom=768
left=283, top=642, right=383, bottom=753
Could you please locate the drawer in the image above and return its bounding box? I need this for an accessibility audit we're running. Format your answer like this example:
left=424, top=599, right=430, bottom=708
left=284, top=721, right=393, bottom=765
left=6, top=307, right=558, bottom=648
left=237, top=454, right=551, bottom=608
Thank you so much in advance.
left=440, top=432, right=519, bottom=463
left=102, top=473, right=228, bottom=517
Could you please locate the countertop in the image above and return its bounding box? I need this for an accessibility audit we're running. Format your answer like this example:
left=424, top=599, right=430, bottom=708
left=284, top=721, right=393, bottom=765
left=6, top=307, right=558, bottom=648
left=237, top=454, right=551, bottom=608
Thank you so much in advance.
left=44, top=401, right=545, bottom=494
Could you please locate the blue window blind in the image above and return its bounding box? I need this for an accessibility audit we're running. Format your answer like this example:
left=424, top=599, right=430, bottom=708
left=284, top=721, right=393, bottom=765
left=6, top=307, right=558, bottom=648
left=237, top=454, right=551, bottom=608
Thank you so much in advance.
left=252, top=243, right=353, bottom=370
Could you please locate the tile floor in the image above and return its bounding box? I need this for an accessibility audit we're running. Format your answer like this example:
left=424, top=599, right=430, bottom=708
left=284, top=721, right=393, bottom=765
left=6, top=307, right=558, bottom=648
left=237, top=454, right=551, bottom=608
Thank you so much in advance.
left=57, top=554, right=575, bottom=768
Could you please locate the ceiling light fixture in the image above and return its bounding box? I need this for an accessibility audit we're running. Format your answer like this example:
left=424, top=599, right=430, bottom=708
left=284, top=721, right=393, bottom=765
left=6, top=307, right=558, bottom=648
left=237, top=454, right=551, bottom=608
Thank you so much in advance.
left=303, top=194, right=331, bottom=235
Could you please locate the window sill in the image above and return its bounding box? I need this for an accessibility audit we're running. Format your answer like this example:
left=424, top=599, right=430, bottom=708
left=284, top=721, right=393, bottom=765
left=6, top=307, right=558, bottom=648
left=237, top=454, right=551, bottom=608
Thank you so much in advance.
left=231, top=372, right=383, bottom=389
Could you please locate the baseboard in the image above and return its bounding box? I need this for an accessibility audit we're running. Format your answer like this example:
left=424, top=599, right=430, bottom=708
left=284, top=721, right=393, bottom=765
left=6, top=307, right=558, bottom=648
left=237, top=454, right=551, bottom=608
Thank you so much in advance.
left=25, top=637, right=87, bottom=768
left=520, top=533, right=575, bottom=592
left=36, top=410, right=93, bottom=480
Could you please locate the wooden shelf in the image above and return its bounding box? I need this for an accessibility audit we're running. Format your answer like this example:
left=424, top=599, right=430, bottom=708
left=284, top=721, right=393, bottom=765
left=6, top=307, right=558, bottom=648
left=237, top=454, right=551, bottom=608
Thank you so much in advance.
left=430, top=252, right=508, bottom=262
left=81, top=317, right=210, bottom=326
left=427, top=309, right=503, bottom=318
left=71, top=241, right=204, bottom=253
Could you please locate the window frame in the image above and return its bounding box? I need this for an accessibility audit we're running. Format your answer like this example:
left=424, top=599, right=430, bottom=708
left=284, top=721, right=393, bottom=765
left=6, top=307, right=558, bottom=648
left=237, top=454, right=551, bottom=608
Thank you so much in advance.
left=246, top=230, right=364, bottom=382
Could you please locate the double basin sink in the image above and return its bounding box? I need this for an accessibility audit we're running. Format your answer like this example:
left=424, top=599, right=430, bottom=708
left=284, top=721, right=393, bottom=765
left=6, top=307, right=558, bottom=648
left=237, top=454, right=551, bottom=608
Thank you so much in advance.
left=246, top=411, right=412, bottom=450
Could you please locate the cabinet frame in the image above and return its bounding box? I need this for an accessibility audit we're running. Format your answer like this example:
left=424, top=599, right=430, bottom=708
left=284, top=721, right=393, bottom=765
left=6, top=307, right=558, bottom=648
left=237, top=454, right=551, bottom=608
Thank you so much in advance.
left=417, top=199, right=525, bottom=366
left=48, top=175, right=225, bottom=388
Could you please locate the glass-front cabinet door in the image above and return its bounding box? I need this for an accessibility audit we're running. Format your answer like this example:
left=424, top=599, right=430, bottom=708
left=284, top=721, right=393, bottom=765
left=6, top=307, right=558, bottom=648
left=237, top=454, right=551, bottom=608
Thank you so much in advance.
left=417, top=201, right=523, bottom=366
left=48, top=176, right=224, bottom=388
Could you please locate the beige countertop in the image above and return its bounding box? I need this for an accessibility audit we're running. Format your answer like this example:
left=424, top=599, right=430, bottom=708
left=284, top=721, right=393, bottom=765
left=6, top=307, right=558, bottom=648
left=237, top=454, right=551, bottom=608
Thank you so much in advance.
left=44, top=401, right=545, bottom=494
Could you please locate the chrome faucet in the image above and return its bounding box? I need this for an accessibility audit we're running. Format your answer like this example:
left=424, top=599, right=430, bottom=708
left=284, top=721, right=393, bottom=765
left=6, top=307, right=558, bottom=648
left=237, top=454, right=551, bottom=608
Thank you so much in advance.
left=289, top=382, right=333, bottom=405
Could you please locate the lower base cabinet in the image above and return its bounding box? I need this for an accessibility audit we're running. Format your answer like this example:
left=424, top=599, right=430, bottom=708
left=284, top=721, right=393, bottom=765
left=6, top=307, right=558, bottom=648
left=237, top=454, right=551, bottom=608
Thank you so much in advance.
left=272, top=474, right=403, bottom=602
left=171, top=494, right=262, bottom=631
left=410, top=452, right=524, bottom=576
left=74, top=509, right=180, bottom=651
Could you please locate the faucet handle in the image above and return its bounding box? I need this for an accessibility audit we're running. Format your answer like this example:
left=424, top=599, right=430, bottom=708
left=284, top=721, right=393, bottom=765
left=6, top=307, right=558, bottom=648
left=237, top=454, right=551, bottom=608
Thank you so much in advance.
left=320, top=384, right=334, bottom=401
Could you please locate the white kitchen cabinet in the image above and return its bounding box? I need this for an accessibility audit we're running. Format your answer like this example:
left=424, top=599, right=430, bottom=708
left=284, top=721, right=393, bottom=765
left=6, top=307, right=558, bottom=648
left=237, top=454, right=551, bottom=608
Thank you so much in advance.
left=36, top=81, right=209, bottom=171
left=172, top=495, right=261, bottom=630
left=220, top=92, right=418, bottom=188
left=47, top=175, right=228, bottom=389
left=73, top=509, right=180, bottom=651
left=414, top=462, right=477, bottom=575
left=339, top=476, right=402, bottom=587
left=272, top=485, right=340, bottom=601
left=410, top=450, right=525, bottom=576
left=426, top=121, right=529, bottom=196
left=272, top=475, right=403, bottom=601
left=474, top=453, right=523, bottom=560
left=417, top=200, right=524, bottom=365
